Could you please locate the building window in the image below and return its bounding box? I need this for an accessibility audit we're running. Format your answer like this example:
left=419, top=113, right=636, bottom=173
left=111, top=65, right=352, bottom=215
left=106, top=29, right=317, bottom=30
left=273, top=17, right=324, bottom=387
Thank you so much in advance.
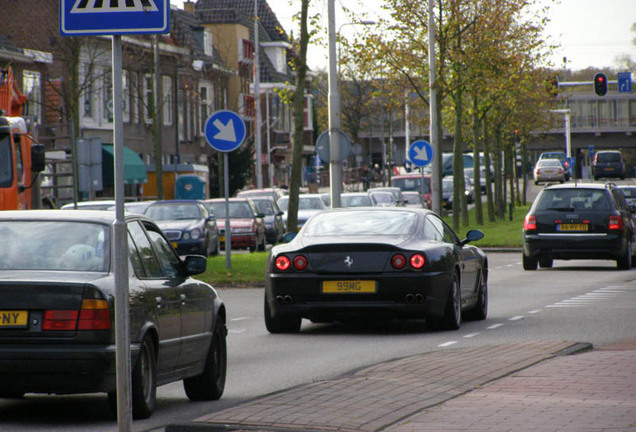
left=144, top=74, right=153, bottom=124
left=199, top=81, right=214, bottom=133
left=83, top=67, right=94, bottom=120
left=204, top=30, right=213, bottom=57
left=162, top=75, right=173, bottom=126
left=303, top=95, right=313, bottom=131
left=102, top=71, right=113, bottom=123
left=22, top=70, right=41, bottom=123
left=178, top=87, right=185, bottom=141
left=122, top=70, right=130, bottom=123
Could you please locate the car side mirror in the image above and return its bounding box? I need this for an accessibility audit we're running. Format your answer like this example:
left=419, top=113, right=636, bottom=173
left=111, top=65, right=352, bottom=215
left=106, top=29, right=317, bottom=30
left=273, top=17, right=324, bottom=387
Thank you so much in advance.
left=183, top=255, right=207, bottom=276
left=461, top=229, right=484, bottom=246
left=282, top=232, right=297, bottom=243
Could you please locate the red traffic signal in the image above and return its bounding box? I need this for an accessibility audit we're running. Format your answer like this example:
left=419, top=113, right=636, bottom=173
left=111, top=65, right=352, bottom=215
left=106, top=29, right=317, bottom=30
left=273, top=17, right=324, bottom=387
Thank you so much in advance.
left=594, top=72, right=608, bottom=96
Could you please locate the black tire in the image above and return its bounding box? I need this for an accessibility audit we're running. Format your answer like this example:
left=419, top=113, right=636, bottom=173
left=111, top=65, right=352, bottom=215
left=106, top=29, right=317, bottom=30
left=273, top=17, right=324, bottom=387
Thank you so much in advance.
left=617, top=240, right=632, bottom=270
left=539, top=257, right=553, bottom=268
left=184, top=318, right=227, bottom=401
left=523, top=254, right=538, bottom=270
left=264, top=296, right=301, bottom=333
left=429, top=271, right=461, bottom=330
left=131, top=337, right=157, bottom=420
left=464, top=269, right=487, bottom=321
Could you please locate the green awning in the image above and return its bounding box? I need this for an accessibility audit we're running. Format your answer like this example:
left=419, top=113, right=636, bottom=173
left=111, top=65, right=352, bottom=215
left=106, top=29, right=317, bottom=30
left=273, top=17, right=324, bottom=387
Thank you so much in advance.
left=102, top=144, right=148, bottom=186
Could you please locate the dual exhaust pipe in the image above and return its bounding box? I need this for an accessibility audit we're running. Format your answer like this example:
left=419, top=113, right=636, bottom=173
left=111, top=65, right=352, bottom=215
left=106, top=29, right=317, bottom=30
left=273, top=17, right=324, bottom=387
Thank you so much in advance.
left=276, top=295, right=293, bottom=304
left=405, top=293, right=424, bottom=304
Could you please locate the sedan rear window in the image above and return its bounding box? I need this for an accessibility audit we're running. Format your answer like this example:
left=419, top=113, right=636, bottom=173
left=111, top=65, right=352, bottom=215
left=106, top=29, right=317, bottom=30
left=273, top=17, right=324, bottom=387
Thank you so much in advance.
left=0, top=221, right=108, bottom=271
left=303, top=210, right=417, bottom=236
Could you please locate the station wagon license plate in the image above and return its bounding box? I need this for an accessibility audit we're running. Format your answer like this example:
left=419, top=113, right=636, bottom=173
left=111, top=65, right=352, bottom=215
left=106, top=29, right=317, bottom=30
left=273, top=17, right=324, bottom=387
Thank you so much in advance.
left=557, top=224, right=588, bottom=232
left=322, top=280, right=377, bottom=294
left=0, top=310, right=28, bottom=328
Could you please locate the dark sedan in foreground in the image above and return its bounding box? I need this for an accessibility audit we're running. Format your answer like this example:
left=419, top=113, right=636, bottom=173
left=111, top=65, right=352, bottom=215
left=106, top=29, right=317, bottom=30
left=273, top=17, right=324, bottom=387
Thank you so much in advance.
left=0, top=210, right=227, bottom=419
left=264, top=208, right=488, bottom=333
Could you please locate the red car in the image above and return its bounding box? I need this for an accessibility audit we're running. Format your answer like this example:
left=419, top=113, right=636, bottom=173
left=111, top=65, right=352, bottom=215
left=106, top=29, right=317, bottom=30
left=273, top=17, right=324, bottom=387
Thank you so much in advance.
left=205, top=198, right=267, bottom=252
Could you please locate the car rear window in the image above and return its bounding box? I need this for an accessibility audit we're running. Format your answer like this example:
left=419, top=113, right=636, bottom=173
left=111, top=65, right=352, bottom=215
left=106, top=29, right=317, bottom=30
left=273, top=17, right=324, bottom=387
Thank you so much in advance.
left=303, top=210, right=417, bottom=236
left=0, top=221, right=108, bottom=271
left=535, top=189, right=611, bottom=211
left=596, top=152, right=621, bottom=163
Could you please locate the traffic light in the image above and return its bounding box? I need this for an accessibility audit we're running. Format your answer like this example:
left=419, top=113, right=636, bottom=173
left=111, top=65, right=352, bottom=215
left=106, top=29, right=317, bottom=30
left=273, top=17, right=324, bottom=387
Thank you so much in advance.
left=594, top=72, right=608, bottom=96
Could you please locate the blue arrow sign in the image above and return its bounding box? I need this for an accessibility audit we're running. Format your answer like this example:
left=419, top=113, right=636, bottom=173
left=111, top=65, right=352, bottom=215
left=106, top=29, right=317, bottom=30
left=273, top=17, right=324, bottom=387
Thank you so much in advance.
left=618, top=72, right=632, bottom=93
left=60, top=0, right=169, bottom=36
left=409, top=140, right=433, bottom=167
left=204, top=110, right=247, bottom=153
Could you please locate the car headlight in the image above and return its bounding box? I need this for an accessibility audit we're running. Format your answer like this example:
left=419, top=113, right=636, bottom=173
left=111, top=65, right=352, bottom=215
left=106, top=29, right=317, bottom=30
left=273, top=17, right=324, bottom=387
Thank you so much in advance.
left=189, top=228, right=201, bottom=240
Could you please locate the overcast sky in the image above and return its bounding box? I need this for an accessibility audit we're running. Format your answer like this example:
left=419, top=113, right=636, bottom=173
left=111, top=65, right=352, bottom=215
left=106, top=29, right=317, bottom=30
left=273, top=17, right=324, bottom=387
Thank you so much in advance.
left=172, top=0, right=636, bottom=72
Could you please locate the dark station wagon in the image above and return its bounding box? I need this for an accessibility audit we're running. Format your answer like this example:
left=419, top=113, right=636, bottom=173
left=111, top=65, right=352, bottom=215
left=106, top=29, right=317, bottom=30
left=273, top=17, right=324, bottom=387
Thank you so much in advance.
left=523, top=183, right=636, bottom=270
left=0, top=210, right=227, bottom=419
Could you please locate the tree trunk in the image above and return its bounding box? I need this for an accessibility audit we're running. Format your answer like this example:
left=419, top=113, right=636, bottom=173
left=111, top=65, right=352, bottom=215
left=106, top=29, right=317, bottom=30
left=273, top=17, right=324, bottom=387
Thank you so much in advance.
left=286, top=0, right=310, bottom=232
left=471, top=100, right=483, bottom=225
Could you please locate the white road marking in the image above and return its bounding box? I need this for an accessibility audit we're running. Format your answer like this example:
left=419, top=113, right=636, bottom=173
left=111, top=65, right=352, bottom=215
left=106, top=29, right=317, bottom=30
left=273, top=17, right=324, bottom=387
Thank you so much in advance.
left=228, top=329, right=246, bottom=334
left=230, top=317, right=251, bottom=322
left=509, top=316, right=524, bottom=321
left=438, top=341, right=458, bottom=347
left=528, top=309, right=541, bottom=314
left=463, top=333, right=480, bottom=338
left=487, top=323, right=504, bottom=330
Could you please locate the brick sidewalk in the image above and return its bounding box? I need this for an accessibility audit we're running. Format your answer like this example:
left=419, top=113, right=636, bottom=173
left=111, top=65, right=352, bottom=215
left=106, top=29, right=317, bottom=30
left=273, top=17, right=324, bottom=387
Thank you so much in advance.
left=167, top=341, right=596, bottom=432
left=387, top=347, right=636, bottom=432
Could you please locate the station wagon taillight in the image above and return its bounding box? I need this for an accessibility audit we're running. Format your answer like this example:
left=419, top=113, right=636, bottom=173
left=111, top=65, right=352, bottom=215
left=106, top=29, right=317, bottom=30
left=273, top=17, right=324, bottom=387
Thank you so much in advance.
left=524, top=215, right=537, bottom=231
left=609, top=215, right=623, bottom=230
left=42, top=299, right=110, bottom=331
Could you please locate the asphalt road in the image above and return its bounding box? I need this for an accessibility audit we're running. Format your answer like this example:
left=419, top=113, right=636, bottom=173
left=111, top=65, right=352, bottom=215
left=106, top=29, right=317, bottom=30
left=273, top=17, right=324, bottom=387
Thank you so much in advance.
left=1, top=252, right=634, bottom=432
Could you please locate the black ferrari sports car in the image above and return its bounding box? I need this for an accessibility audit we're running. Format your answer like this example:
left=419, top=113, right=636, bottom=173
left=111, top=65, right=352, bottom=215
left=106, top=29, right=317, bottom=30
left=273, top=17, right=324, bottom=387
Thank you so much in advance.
left=264, top=208, right=488, bottom=333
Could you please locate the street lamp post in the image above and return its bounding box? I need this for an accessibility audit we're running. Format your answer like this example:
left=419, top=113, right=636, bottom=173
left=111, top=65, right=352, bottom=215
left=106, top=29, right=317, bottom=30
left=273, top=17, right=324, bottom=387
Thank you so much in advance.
left=328, top=12, right=375, bottom=208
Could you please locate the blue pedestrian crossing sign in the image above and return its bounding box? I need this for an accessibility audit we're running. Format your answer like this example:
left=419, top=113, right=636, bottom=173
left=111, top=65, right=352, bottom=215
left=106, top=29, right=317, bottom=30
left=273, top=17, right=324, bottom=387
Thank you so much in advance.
left=409, top=140, right=433, bottom=167
left=204, top=110, right=247, bottom=153
left=60, top=0, right=169, bottom=36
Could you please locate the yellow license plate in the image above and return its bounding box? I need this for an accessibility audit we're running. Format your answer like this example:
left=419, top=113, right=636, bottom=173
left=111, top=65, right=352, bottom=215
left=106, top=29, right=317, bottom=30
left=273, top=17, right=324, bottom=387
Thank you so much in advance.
left=171, top=242, right=179, bottom=249
left=558, top=224, right=588, bottom=232
left=219, top=236, right=225, bottom=242
left=0, top=310, right=28, bottom=328
left=322, top=280, right=377, bottom=294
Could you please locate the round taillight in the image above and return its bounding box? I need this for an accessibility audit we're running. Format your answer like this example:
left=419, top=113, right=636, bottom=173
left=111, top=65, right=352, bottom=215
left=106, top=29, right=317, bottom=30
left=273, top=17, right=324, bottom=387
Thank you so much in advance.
left=275, top=255, right=291, bottom=271
left=391, top=254, right=407, bottom=269
left=293, top=255, right=308, bottom=270
left=410, top=254, right=426, bottom=269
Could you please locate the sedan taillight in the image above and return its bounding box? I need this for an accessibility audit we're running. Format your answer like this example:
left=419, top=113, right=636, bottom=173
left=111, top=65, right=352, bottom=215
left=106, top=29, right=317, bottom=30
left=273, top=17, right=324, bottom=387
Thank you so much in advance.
left=524, top=215, right=537, bottom=231
left=43, top=299, right=110, bottom=331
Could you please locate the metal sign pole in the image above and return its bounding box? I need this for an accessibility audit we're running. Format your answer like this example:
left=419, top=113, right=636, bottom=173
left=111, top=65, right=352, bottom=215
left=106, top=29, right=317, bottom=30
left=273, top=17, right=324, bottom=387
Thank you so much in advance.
left=112, top=35, right=132, bottom=432
left=224, top=153, right=232, bottom=269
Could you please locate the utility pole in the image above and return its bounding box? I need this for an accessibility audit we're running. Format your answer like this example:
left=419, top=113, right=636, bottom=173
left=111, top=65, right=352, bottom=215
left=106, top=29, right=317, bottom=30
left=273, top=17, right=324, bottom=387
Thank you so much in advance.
left=428, top=0, right=440, bottom=214
left=327, top=0, right=342, bottom=208
left=254, top=0, right=263, bottom=188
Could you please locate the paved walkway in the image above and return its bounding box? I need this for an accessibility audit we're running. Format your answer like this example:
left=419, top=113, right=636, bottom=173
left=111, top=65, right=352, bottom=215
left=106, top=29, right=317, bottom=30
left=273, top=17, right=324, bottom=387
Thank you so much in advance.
left=164, top=337, right=636, bottom=432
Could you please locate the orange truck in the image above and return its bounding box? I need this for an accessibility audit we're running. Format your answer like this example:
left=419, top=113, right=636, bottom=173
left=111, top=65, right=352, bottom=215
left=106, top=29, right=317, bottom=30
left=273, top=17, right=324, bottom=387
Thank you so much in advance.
left=0, top=67, right=45, bottom=210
